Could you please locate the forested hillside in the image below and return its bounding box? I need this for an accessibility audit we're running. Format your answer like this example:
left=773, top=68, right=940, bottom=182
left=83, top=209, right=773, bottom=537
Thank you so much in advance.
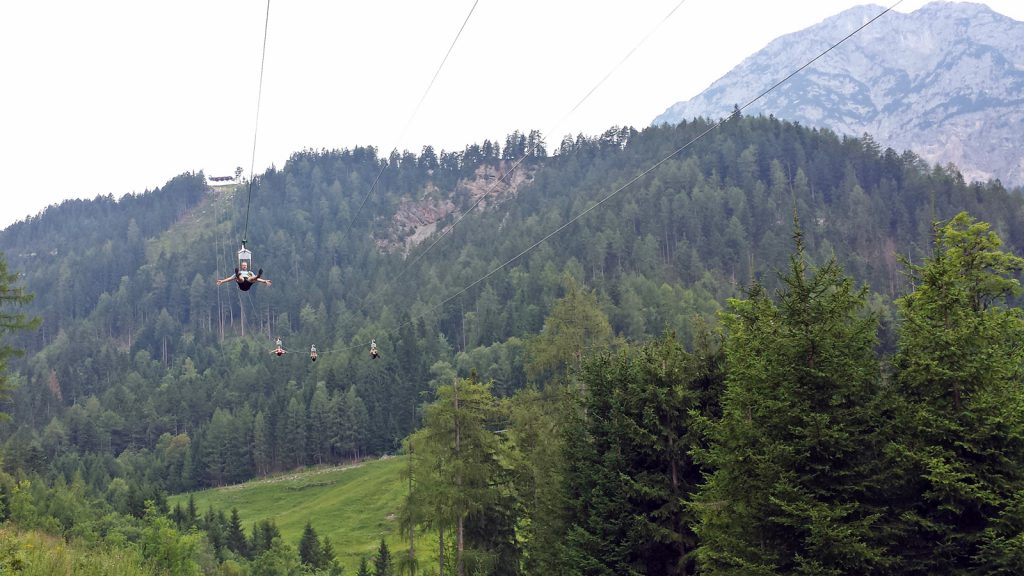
left=2, top=114, right=1023, bottom=573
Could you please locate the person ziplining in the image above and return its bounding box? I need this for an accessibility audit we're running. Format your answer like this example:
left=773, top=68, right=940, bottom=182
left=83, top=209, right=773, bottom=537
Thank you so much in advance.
left=271, top=336, right=287, bottom=356
left=216, top=245, right=271, bottom=291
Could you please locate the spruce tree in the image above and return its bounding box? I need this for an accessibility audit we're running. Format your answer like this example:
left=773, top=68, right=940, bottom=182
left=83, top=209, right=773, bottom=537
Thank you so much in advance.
left=561, top=333, right=719, bottom=575
left=694, top=224, right=897, bottom=574
left=320, top=537, right=342, bottom=576
left=374, top=537, right=393, bottom=576
left=170, top=502, right=186, bottom=528
left=890, top=212, right=1024, bottom=573
left=309, top=383, right=332, bottom=465
left=284, top=395, right=307, bottom=469
left=253, top=411, right=271, bottom=476
left=250, top=518, right=281, bottom=556
left=226, top=507, right=250, bottom=559
left=299, top=520, right=323, bottom=568
left=186, top=493, right=197, bottom=526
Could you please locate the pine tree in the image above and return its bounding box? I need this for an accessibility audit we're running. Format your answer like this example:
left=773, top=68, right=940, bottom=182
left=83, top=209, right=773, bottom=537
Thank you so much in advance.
left=206, top=508, right=227, bottom=561
left=890, top=213, right=1024, bottom=573
left=694, top=224, right=897, bottom=574
left=335, top=386, right=368, bottom=460
left=203, top=408, right=233, bottom=486
left=170, top=502, right=186, bottom=528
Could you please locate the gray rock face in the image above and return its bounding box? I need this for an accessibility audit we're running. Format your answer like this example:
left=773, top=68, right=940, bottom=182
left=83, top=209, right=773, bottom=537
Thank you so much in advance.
left=653, top=2, right=1024, bottom=186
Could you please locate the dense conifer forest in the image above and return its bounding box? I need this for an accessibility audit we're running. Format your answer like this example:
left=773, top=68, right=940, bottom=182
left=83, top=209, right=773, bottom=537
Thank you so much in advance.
left=2, top=115, right=1024, bottom=573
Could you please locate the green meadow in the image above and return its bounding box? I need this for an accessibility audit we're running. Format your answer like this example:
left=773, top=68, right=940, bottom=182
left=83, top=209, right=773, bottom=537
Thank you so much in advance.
left=170, top=456, right=425, bottom=571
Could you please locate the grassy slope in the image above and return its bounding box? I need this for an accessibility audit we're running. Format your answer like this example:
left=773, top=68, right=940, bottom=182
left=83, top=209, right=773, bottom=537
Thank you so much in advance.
left=0, top=527, right=151, bottom=576
left=170, top=456, right=428, bottom=571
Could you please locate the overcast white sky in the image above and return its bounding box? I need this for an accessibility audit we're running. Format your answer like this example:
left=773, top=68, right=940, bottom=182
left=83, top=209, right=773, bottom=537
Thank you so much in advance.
left=1, top=0, right=1021, bottom=229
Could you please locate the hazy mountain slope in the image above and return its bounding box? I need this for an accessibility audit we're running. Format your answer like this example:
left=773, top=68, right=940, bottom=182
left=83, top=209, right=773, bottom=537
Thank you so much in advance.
left=3, top=117, right=1024, bottom=500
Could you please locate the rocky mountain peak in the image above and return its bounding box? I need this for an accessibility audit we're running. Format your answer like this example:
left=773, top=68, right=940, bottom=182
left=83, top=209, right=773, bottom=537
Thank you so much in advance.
left=653, top=1, right=1024, bottom=186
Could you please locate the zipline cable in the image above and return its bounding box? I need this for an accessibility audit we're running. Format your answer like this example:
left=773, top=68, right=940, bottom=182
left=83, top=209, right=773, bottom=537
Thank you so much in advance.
left=563, top=0, right=689, bottom=121
left=214, top=184, right=226, bottom=340
left=348, top=0, right=480, bottom=229
left=306, top=0, right=481, bottom=346
left=242, top=0, right=272, bottom=247
left=384, top=0, right=905, bottom=336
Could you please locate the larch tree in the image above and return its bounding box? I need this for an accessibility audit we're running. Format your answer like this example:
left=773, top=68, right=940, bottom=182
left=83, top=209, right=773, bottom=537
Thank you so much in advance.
left=402, top=376, right=513, bottom=576
left=507, top=384, right=573, bottom=575
left=525, top=274, right=614, bottom=386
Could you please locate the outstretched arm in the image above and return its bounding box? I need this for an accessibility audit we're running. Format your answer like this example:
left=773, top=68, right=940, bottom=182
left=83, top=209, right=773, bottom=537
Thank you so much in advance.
left=215, top=275, right=236, bottom=286
left=255, top=277, right=272, bottom=286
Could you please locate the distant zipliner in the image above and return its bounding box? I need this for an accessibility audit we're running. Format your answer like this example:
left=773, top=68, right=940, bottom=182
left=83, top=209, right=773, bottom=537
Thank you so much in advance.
left=216, top=245, right=271, bottom=291
left=370, top=339, right=380, bottom=359
left=310, top=344, right=318, bottom=362
left=271, top=337, right=287, bottom=357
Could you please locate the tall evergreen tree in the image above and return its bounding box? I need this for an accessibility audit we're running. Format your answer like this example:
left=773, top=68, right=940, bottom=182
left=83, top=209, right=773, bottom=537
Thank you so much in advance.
left=694, top=224, right=897, bottom=574
left=226, top=507, right=250, bottom=559
left=283, top=395, right=307, bottom=469
left=374, top=537, right=393, bottom=576
left=309, top=382, right=332, bottom=465
left=186, top=493, right=198, bottom=527
left=335, top=386, right=369, bottom=460
left=253, top=410, right=271, bottom=476
left=319, top=537, right=343, bottom=576
left=250, top=518, right=282, bottom=557
left=299, top=520, right=324, bottom=568
left=890, top=212, right=1024, bottom=573
left=561, top=333, right=716, bottom=575
left=203, top=408, right=233, bottom=486
left=0, top=252, right=39, bottom=421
